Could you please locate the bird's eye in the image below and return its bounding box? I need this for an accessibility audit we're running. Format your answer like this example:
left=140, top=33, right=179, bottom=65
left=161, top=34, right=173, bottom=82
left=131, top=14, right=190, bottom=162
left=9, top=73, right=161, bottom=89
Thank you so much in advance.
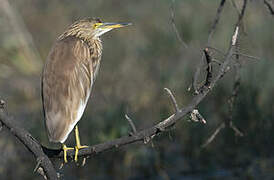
left=93, top=24, right=98, bottom=29
left=93, top=23, right=102, bottom=29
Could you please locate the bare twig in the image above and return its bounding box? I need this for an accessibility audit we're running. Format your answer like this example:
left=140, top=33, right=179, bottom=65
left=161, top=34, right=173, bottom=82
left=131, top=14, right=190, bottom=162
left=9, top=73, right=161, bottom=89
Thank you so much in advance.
left=208, top=0, right=227, bottom=43
left=202, top=0, right=247, bottom=147
left=207, top=46, right=261, bottom=61
left=233, top=53, right=261, bottom=61
left=226, top=68, right=244, bottom=137
left=194, top=48, right=213, bottom=94
left=227, top=35, right=244, bottom=137
left=125, top=114, right=137, bottom=134
left=194, top=0, right=227, bottom=92
left=228, top=68, right=241, bottom=120
left=230, top=0, right=241, bottom=16
left=203, top=48, right=213, bottom=88
left=264, top=0, right=274, bottom=15
left=164, top=88, right=180, bottom=113
left=202, top=122, right=225, bottom=147
left=170, top=0, right=188, bottom=48
left=33, top=159, right=42, bottom=173
left=230, top=121, right=244, bottom=136
left=230, top=0, right=247, bottom=34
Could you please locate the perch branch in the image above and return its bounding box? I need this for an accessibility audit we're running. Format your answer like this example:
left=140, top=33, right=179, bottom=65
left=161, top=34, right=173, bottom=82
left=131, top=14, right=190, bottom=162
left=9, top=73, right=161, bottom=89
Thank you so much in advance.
left=0, top=100, right=57, bottom=180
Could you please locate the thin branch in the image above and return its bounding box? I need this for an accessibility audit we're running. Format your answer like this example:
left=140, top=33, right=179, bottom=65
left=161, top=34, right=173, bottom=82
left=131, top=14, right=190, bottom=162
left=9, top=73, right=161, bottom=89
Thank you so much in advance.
left=203, top=48, right=213, bottom=88
left=164, top=88, right=180, bottom=113
left=226, top=67, right=244, bottom=137
left=229, top=121, right=244, bottom=136
left=264, top=0, right=274, bottom=15
left=202, top=0, right=247, bottom=146
left=227, top=36, right=244, bottom=137
left=207, top=46, right=261, bottom=61
left=202, top=122, right=225, bottom=148
left=208, top=0, right=227, bottom=43
left=230, top=0, right=241, bottom=16
left=170, top=0, right=188, bottom=48
left=233, top=53, right=261, bottom=61
left=230, top=0, right=247, bottom=34
left=194, top=0, right=227, bottom=92
left=125, top=114, right=137, bottom=134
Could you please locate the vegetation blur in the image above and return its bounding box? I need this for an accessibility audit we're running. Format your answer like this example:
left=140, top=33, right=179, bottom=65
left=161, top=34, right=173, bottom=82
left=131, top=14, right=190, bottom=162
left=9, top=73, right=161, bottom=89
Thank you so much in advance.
left=0, top=0, right=274, bottom=179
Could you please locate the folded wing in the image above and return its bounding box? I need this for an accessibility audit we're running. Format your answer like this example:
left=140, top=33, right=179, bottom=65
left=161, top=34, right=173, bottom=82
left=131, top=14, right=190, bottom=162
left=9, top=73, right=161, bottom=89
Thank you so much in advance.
left=42, top=36, right=95, bottom=143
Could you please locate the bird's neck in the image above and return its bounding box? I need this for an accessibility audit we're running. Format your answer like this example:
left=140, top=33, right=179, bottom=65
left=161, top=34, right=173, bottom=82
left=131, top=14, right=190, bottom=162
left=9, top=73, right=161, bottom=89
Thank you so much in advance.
left=59, top=32, right=103, bottom=66
left=86, top=38, right=102, bottom=59
left=58, top=30, right=102, bottom=58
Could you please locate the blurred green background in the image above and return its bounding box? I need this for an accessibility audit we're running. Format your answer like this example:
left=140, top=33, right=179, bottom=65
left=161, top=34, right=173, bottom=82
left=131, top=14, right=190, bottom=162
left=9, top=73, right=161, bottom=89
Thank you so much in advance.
left=0, top=0, right=274, bottom=179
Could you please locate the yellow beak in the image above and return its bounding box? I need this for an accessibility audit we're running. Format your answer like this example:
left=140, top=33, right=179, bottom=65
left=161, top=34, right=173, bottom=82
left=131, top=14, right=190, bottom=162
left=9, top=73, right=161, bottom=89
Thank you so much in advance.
left=95, top=22, right=132, bottom=29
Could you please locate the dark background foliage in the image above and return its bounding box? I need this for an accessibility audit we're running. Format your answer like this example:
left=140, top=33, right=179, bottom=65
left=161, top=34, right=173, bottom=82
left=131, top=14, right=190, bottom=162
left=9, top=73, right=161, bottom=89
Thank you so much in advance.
left=0, top=0, right=273, bottom=179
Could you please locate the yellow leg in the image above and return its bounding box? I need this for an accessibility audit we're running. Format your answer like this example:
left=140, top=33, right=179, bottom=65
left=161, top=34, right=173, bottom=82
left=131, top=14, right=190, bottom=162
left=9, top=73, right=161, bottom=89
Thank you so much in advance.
left=62, top=144, right=74, bottom=163
left=74, top=125, right=88, bottom=162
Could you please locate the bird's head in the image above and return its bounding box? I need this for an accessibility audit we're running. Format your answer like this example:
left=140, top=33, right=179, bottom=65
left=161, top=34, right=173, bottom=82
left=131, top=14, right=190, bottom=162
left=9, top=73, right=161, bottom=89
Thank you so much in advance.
left=59, top=18, right=131, bottom=40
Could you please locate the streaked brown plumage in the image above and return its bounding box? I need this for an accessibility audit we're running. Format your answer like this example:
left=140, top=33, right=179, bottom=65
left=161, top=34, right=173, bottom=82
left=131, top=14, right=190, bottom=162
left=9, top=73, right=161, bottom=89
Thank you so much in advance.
left=41, top=18, right=130, bottom=162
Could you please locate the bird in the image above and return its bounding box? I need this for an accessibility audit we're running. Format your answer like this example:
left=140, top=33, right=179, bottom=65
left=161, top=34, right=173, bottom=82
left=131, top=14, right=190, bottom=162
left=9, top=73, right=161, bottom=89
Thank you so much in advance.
left=41, top=18, right=131, bottom=163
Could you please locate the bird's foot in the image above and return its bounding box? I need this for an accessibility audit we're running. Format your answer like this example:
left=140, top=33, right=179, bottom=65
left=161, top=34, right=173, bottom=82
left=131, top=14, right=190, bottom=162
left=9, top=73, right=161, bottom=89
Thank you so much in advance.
left=62, top=144, right=74, bottom=163
left=74, top=144, right=89, bottom=162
